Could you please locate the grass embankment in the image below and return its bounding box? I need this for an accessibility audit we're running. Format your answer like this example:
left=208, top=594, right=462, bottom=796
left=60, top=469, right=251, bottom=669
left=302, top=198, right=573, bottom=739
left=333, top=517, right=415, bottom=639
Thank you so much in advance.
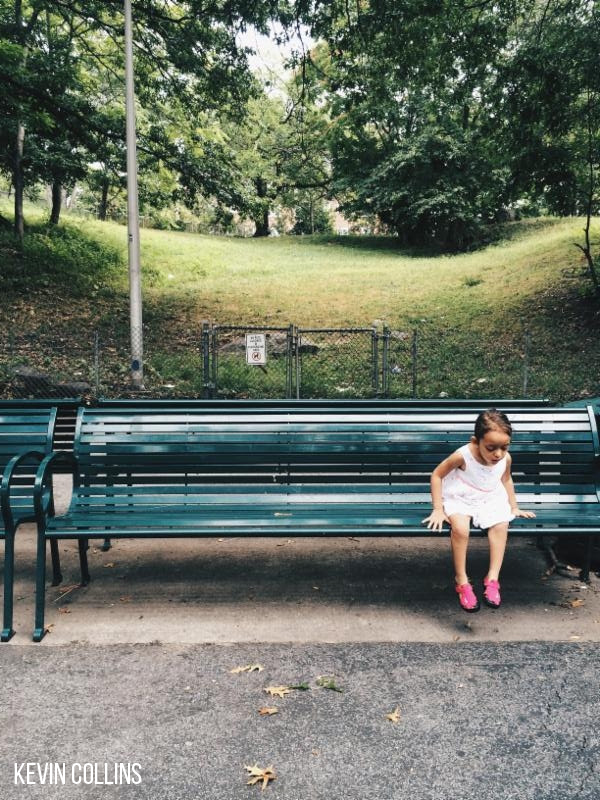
left=0, top=201, right=598, bottom=401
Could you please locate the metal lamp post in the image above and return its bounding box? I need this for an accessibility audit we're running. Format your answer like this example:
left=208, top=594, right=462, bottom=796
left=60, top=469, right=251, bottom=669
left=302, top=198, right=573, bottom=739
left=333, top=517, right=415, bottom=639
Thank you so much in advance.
left=124, top=0, right=144, bottom=389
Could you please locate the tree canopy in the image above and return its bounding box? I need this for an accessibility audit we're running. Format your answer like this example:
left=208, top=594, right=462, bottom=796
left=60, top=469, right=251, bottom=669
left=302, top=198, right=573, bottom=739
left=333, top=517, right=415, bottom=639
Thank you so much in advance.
left=0, top=0, right=598, bottom=258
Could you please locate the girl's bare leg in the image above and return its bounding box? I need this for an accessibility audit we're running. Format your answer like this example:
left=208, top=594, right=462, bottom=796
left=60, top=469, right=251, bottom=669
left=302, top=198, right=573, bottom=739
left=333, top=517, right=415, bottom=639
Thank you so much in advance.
left=487, top=522, right=509, bottom=580
left=449, top=513, right=471, bottom=585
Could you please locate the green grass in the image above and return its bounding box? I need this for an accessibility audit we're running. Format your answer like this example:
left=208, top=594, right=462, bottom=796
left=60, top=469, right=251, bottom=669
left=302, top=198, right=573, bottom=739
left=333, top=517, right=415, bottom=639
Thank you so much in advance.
left=0, top=200, right=598, bottom=401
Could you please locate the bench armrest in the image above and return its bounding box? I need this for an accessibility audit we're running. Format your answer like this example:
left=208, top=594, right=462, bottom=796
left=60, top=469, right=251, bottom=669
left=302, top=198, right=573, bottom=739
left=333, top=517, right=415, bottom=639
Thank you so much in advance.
left=33, top=451, right=80, bottom=525
left=1, top=449, right=46, bottom=533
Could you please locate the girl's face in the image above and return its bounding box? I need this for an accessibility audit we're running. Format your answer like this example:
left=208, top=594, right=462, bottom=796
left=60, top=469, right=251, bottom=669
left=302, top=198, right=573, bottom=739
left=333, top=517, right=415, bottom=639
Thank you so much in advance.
left=472, top=428, right=511, bottom=465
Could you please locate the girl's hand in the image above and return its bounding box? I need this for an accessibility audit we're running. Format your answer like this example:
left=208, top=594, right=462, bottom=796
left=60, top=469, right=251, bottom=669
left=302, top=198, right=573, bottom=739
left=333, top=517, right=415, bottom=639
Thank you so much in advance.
left=512, top=507, right=536, bottom=519
left=422, top=509, right=450, bottom=532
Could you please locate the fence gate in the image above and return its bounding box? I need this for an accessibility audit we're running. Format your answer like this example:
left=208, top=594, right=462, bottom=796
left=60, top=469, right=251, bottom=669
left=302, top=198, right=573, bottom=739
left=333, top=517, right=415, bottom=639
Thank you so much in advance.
left=295, top=327, right=378, bottom=398
left=206, top=324, right=294, bottom=399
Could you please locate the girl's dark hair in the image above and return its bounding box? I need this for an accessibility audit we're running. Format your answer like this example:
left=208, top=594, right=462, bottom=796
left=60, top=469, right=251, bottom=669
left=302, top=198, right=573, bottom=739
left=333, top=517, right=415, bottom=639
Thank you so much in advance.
left=474, top=408, right=512, bottom=440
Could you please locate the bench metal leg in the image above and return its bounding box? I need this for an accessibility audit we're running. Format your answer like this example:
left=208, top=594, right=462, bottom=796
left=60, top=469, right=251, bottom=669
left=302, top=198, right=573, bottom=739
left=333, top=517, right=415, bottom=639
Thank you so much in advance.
left=50, top=539, right=62, bottom=586
left=539, top=536, right=574, bottom=578
left=78, top=538, right=90, bottom=585
left=33, top=531, right=47, bottom=642
left=1, top=534, right=16, bottom=642
left=101, top=538, right=111, bottom=552
left=580, top=536, right=593, bottom=583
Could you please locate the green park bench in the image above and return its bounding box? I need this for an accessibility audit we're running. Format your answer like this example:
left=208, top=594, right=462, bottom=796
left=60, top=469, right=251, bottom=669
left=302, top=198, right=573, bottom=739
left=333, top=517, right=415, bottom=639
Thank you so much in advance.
left=0, top=403, right=63, bottom=641
left=31, top=403, right=600, bottom=641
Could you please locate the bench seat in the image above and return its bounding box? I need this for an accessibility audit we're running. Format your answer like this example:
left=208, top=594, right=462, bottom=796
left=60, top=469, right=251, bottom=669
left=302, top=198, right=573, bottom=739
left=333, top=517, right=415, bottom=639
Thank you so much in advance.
left=32, top=404, right=600, bottom=640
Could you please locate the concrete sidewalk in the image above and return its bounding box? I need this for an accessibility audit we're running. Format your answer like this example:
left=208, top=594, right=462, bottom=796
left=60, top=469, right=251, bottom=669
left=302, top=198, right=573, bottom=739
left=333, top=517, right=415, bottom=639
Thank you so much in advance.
left=6, top=474, right=598, bottom=646
left=7, top=523, right=600, bottom=645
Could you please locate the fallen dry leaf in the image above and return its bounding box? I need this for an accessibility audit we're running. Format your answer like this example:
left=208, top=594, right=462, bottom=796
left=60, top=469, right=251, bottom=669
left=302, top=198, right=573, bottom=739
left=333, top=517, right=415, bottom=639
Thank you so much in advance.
left=119, top=596, right=132, bottom=603
left=230, top=664, right=264, bottom=674
left=386, top=707, right=401, bottom=723
left=258, top=707, right=278, bottom=716
left=44, top=624, right=54, bottom=634
left=58, top=607, right=71, bottom=614
left=264, top=686, right=291, bottom=699
left=245, top=763, right=276, bottom=790
left=561, top=597, right=585, bottom=609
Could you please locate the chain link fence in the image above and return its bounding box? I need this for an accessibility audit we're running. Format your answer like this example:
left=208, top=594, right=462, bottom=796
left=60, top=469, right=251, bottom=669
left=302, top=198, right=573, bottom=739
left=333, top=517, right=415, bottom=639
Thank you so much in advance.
left=0, top=320, right=575, bottom=401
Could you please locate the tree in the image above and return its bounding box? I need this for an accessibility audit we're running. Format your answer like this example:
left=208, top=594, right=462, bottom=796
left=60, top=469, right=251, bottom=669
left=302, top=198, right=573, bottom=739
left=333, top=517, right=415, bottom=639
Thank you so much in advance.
left=499, top=0, right=600, bottom=293
left=302, top=1, right=521, bottom=249
left=0, top=0, right=275, bottom=237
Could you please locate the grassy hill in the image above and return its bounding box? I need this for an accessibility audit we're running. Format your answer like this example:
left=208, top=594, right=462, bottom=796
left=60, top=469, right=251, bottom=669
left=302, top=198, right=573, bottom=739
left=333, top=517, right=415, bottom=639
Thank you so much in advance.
left=1, top=202, right=598, bottom=401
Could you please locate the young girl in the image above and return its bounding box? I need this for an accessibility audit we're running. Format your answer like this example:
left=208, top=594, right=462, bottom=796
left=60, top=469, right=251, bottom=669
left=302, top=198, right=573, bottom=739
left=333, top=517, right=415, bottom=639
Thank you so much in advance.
left=422, top=408, right=535, bottom=612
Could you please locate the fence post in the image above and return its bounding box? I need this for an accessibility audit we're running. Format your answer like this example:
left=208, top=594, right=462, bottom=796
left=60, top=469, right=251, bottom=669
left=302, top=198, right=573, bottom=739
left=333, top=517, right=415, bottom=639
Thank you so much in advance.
left=286, top=323, right=294, bottom=398
left=295, top=326, right=301, bottom=399
left=412, top=328, right=418, bottom=399
left=201, top=321, right=211, bottom=399
left=371, top=326, right=378, bottom=394
left=381, top=325, right=390, bottom=397
left=523, top=329, right=531, bottom=397
left=93, top=331, right=100, bottom=397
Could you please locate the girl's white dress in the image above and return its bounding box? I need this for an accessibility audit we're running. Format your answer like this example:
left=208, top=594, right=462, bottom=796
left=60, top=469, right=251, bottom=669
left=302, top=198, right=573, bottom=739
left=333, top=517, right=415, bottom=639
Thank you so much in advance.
left=442, top=443, right=514, bottom=529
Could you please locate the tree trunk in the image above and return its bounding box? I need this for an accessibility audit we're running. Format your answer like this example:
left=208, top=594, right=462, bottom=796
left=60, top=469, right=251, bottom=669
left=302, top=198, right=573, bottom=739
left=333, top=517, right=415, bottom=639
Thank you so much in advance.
left=573, top=88, right=600, bottom=298
left=14, top=121, right=25, bottom=243
left=98, top=176, right=109, bottom=220
left=50, top=180, right=62, bottom=224
left=253, top=177, right=270, bottom=237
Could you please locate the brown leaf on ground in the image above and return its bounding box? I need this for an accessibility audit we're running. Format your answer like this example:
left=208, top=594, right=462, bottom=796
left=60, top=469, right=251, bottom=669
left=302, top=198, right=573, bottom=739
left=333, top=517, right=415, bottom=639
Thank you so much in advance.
left=258, top=707, right=278, bottom=716
left=119, top=596, right=132, bottom=603
left=58, top=607, right=71, bottom=614
left=386, top=707, right=401, bottom=723
left=264, top=686, right=291, bottom=699
left=561, top=597, right=585, bottom=608
left=230, top=664, right=264, bottom=674
left=245, top=764, right=276, bottom=790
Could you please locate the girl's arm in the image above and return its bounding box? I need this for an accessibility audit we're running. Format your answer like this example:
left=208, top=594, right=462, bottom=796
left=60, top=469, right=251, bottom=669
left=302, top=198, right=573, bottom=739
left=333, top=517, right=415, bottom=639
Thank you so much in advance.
left=502, top=454, right=536, bottom=518
left=422, top=451, right=465, bottom=531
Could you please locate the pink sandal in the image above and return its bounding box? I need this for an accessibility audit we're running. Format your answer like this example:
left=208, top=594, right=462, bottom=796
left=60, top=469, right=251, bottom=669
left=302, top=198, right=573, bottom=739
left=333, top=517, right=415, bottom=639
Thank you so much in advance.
left=482, top=577, right=501, bottom=608
left=455, top=582, right=480, bottom=613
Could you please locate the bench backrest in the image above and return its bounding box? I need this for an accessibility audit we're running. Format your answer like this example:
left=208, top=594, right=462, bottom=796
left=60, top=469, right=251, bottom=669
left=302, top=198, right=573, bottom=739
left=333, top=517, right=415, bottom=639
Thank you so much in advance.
left=74, top=406, right=599, bottom=501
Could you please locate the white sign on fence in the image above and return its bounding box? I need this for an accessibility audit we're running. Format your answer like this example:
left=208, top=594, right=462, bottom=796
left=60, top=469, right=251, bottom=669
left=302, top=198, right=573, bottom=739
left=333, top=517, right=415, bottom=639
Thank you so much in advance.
left=245, top=333, right=267, bottom=365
